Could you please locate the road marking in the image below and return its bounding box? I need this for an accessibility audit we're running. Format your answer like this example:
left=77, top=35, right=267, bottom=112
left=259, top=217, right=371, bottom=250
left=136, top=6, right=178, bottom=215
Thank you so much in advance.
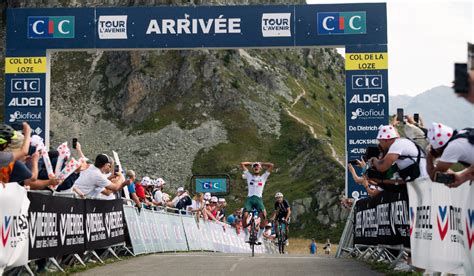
left=229, top=257, right=244, bottom=272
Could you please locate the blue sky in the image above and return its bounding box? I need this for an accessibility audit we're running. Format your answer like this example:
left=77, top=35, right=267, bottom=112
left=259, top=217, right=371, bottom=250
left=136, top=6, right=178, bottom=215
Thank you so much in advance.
left=307, top=0, right=473, bottom=96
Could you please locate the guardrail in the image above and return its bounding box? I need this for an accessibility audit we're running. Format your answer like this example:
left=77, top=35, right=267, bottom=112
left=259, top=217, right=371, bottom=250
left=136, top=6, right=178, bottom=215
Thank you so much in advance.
left=1, top=186, right=278, bottom=275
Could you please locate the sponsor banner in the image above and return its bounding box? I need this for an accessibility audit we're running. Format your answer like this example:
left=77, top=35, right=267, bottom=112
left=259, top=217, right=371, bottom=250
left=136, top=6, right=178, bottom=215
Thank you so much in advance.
left=182, top=216, right=203, bottom=251
left=5, top=57, right=46, bottom=74
left=407, top=178, right=473, bottom=274
left=353, top=190, right=410, bottom=247
left=122, top=206, right=147, bottom=255
left=28, top=192, right=85, bottom=259
left=156, top=211, right=172, bottom=252
left=195, top=178, right=228, bottom=194
left=6, top=4, right=386, bottom=50
left=143, top=209, right=164, bottom=253
left=345, top=53, right=388, bottom=71
left=345, top=45, right=389, bottom=199
left=0, top=183, right=30, bottom=274
left=84, top=199, right=125, bottom=250
left=4, top=73, right=46, bottom=139
left=167, top=214, right=188, bottom=251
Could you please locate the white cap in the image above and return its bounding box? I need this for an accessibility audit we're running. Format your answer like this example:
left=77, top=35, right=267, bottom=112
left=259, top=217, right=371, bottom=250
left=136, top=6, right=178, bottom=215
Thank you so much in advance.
left=377, top=125, right=398, bottom=140
left=428, top=122, right=454, bottom=149
left=204, top=192, right=211, bottom=200
left=141, top=176, right=151, bottom=186
left=218, top=198, right=226, bottom=203
left=211, top=196, right=218, bottom=203
left=155, top=178, right=165, bottom=187
left=266, top=223, right=272, bottom=227
left=177, top=187, right=184, bottom=193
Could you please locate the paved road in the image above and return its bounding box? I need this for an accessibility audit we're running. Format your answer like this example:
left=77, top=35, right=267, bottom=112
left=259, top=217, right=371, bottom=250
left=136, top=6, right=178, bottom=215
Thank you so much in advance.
left=76, top=253, right=380, bottom=276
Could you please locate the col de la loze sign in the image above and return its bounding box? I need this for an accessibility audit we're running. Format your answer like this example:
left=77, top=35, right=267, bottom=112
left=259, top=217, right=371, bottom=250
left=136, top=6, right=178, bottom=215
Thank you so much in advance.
left=5, top=3, right=389, bottom=198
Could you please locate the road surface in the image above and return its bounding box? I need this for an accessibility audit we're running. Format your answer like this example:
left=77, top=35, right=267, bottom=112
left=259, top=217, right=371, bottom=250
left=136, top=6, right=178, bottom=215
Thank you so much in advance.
left=76, top=253, right=380, bottom=275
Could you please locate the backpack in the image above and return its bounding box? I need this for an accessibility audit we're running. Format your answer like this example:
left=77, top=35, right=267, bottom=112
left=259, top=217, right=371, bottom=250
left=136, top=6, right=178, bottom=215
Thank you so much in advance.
left=397, top=140, right=424, bottom=182
left=443, top=128, right=474, bottom=167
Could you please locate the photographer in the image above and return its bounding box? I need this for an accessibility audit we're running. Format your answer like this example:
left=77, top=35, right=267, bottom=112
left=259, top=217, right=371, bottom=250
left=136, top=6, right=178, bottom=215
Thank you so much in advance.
left=370, top=125, right=428, bottom=182
left=348, top=160, right=384, bottom=198
left=426, top=123, right=474, bottom=187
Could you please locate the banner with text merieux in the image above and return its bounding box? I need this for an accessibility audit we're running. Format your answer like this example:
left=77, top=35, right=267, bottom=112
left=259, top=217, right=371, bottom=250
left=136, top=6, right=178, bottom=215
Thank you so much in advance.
left=345, top=45, right=389, bottom=199
left=408, top=178, right=473, bottom=274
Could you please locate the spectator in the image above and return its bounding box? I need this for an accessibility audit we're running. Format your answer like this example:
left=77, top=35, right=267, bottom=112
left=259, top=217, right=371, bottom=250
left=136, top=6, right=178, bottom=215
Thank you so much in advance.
left=204, top=192, right=211, bottom=202
left=55, top=142, right=86, bottom=192
left=323, top=239, right=331, bottom=255
left=426, top=123, right=474, bottom=187
left=72, top=154, right=128, bottom=199
left=263, top=223, right=276, bottom=241
left=188, top=193, right=206, bottom=220
left=135, top=176, right=149, bottom=204
left=370, top=125, right=428, bottom=182
left=392, top=115, right=428, bottom=149
left=152, top=178, right=166, bottom=206
left=309, top=239, right=317, bottom=255
left=169, top=187, right=192, bottom=214
left=217, top=198, right=227, bottom=222
left=347, top=161, right=384, bottom=198
left=227, top=209, right=239, bottom=226
left=0, top=123, right=32, bottom=184
left=126, top=170, right=141, bottom=208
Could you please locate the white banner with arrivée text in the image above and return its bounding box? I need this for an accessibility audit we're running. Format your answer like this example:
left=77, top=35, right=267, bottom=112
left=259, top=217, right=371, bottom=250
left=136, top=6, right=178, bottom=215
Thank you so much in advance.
left=0, top=183, right=30, bottom=274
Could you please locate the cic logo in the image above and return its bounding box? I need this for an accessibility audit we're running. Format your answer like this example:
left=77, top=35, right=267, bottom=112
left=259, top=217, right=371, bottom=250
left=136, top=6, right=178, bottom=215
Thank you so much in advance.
left=317, top=12, right=366, bottom=35
left=28, top=16, right=75, bottom=39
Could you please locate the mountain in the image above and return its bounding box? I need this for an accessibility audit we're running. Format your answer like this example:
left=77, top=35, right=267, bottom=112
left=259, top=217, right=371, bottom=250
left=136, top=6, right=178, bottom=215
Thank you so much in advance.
left=0, top=0, right=349, bottom=241
left=390, top=86, right=474, bottom=129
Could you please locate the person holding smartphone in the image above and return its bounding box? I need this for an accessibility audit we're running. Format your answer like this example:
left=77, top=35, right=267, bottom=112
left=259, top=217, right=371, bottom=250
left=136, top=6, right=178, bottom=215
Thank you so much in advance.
left=426, top=123, right=474, bottom=187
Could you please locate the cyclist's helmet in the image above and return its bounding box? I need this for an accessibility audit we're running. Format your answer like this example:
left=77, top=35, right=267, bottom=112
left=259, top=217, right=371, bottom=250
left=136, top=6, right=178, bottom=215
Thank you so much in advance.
left=275, top=192, right=283, bottom=198
left=0, top=124, right=17, bottom=145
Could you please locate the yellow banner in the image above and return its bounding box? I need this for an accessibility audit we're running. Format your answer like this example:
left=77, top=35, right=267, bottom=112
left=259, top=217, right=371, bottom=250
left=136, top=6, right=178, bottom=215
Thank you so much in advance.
left=345, top=53, right=388, bottom=70
left=5, top=57, right=46, bottom=74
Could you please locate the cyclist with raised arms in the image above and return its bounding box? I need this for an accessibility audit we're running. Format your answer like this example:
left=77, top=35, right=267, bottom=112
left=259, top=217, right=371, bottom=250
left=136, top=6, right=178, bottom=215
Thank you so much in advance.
left=241, top=161, right=274, bottom=244
left=271, top=192, right=291, bottom=246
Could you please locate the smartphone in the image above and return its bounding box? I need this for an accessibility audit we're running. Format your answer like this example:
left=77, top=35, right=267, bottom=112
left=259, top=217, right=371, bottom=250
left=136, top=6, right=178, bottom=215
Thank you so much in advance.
left=453, top=63, right=469, bottom=94
left=414, top=113, right=419, bottom=123
left=397, top=108, right=404, bottom=122
left=72, top=138, right=78, bottom=149
left=434, top=172, right=455, bottom=184
left=348, top=159, right=359, bottom=166
left=114, top=164, right=120, bottom=174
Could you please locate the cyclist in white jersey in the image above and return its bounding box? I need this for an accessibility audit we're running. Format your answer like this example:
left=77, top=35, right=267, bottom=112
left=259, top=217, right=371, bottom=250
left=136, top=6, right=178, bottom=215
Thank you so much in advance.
left=241, top=161, right=274, bottom=244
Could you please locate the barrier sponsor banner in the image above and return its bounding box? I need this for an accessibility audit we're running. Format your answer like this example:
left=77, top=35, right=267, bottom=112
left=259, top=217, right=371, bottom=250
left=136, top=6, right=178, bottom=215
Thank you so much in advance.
left=143, top=209, right=164, bottom=253
left=28, top=192, right=85, bottom=259
left=182, top=216, right=203, bottom=251
left=84, top=198, right=125, bottom=250
left=122, top=206, right=147, bottom=255
left=168, top=214, right=188, bottom=251
left=353, top=189, right=410, bottom=247
left=0, top=183, right=30, bottom=274
left=408, top=178, right=472, bottom=274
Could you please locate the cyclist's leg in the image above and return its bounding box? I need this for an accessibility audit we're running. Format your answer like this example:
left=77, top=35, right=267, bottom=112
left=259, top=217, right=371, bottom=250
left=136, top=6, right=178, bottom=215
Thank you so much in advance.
left=242, top=197, right=253, bottom=228
left=256, top=197, right=267, bottom=229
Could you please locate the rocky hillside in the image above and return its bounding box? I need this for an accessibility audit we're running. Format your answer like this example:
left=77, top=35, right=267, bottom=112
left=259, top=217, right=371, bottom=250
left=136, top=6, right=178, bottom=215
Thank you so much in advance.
left=0, top=0, right=349, bottom=241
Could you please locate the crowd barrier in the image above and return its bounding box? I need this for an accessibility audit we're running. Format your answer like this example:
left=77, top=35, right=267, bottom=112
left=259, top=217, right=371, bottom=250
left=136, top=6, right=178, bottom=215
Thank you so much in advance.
left=123, top=205, right=278, bottom=255
left=353, top=189, right=410, bottom=248
left=0, top=183, right=278, bottom=274
left=337, top=178, right=473, bottom=275
left=408, top=178, right=474, bottom=274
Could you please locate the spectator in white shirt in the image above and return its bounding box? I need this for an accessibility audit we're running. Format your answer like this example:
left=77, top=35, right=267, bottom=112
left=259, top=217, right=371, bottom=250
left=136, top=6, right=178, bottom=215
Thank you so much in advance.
left=73, top=154, right=129, bottom=199
left=426, top=123, right=474, bottom=187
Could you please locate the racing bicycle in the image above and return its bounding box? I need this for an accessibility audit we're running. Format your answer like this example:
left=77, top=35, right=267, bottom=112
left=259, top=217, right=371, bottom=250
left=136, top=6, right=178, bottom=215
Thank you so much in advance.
left=248, top=208, right=261, bottom=257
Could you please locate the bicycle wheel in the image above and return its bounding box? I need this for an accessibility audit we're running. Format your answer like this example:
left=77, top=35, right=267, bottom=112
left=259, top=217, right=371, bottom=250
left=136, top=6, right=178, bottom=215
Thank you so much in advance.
left=250, top=218, right=256, bottom=257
